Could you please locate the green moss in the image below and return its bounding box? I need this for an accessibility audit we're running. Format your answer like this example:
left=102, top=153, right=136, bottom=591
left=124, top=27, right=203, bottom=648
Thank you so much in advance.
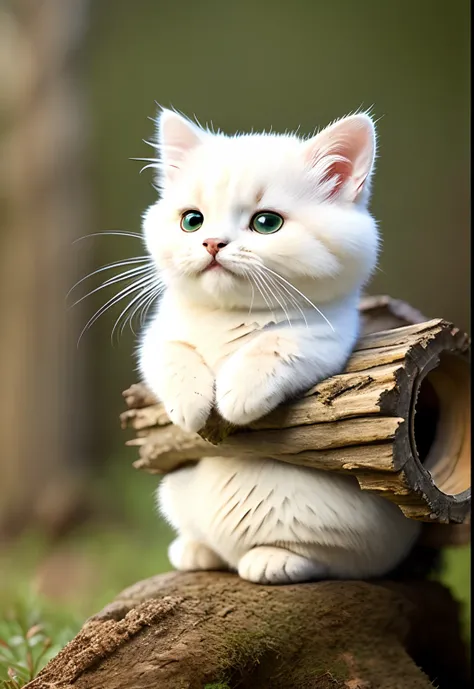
left=211, top=627, right=353, bottom=688
left=205, top=628, right=277, bottom=687
left=219, top=629, right=275, bottom=670
left=227, top=628, right=263, bottom=654
left=280, top=652, right=350, bottom=687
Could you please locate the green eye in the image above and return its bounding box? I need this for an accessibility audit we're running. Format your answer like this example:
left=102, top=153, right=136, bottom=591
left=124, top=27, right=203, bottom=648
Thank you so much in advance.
left=181, top=210, right=204, bottom=232
left=250, top=211, right=284, bottom=234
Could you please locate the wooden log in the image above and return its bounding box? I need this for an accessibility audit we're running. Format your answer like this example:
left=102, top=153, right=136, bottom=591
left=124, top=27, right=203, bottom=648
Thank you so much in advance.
left=359, top=296, right=471, bottom=547
left=121, top=298, right=471, bottom=528
left=24, top=571, right=470, bottom=689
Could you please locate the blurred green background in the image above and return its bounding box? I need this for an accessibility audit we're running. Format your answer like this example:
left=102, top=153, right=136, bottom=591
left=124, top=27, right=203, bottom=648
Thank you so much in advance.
left=0, top=0, right=470, bottom=684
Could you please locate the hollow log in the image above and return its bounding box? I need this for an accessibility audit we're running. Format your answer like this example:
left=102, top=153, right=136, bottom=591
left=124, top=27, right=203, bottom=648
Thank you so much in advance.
left=25, top=571, right=470, bottom=689
left=121, top=298, right=471, bottom=528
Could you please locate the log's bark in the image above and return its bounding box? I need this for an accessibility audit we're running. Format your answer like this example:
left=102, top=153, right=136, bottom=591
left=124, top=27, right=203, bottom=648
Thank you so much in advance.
left=25, top=571, right=470, bottom=689
left=358, top=294, right=428, bottom=334
left=121, top=298, right=471, bottom=528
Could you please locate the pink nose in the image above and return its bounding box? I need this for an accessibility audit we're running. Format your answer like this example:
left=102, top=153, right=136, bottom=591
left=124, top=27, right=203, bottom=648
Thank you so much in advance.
left=202, top=238, right=228, bottom=258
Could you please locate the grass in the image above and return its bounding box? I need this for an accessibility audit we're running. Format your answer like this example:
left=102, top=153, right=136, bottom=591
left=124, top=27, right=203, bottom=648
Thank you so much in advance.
left=0, top=599, right=78, bottom=688
left=0, top=458, right=470, bottom=686
left=0, top=459, right=173, bottom=686
left=440, top=545, right=471, bottom=636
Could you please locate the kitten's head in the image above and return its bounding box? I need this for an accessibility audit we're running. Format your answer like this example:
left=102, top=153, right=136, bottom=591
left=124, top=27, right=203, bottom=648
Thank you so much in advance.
left=142, top=109, right=379, bottom=309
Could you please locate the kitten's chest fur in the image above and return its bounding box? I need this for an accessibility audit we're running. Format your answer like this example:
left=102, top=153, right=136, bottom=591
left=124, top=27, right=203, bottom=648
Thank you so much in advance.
left=158, top=292, right=279, bottom=371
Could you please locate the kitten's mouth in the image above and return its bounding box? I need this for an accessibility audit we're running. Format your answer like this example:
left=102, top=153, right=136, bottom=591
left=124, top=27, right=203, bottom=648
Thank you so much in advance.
left=203, top=259, right=225, bottom=272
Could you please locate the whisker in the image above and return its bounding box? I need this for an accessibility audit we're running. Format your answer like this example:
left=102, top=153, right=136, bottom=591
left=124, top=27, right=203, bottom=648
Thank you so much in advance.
left=247, top=273, right=268, bottom=312
left=247, top=275, right=255, bottom=317
left=73, top=231, right=142, bottom=244
left=138, top=286, right=162, bottom=327
left=256, top=267, right=308, bottom=328
left=257, top=269, right=299, bottom=326
left=130, top=157, right=163, bottom=163
left=119, top=279, right=164, bottom=336
left=67, top=257, right=150, bottom=300
left=251, top=271, right=277, bottom=319
left=259, top=266, right=335, bottom=332
left=250, top=271, right=272, bottom=311
left=254, top=269, right=293, bottom=328
left=139, top=162, right=165, bottom=174
left=111, top=277, right=161, bottom=342
left=130, top=158, right=170, bottom=175
left=125, top=281, right=164, bottom=336
left=68, top=264, right=153, bottom=308
left=141, top=141, right=184, bottom=152
left=77, top=273, right=157, bottom=347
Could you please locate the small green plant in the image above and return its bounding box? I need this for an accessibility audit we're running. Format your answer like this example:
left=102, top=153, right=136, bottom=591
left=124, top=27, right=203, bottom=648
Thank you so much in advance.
left=0, top=598, right=78, bottom=688
left=0, top=623, right=52, bottom=688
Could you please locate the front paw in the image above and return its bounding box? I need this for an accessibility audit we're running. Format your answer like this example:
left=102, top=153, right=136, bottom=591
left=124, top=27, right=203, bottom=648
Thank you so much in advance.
left=162, top=364, right=215, bottom=433
left=216, top=360, right=283, bottom=425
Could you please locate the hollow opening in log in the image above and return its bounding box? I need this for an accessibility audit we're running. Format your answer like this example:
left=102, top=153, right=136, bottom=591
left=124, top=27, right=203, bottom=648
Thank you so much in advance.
left=412, top=353, right=471, bottom=496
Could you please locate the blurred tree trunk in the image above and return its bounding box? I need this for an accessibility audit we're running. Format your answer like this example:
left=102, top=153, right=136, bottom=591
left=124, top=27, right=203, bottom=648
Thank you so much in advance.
left=0, top=0, right=91, bottom=537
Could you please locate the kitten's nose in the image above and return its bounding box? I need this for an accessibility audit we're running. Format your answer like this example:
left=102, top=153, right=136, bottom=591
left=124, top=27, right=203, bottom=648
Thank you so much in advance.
left=202, top=238, right=228, bottom=258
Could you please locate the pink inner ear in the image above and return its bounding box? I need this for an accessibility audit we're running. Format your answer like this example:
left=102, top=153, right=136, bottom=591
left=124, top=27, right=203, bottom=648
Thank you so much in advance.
left=322, top=158, right=353, bottom=200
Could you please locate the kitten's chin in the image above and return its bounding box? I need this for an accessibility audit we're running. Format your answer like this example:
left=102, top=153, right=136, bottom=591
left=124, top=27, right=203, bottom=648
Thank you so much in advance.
left=171, top=266, right=252, bottom=308
left=199, top=264, right=242, bottom=293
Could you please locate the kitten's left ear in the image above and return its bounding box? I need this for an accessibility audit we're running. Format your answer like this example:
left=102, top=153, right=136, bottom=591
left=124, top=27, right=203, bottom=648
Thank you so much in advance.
left=157, top=109, right=207, bottom=186
left=303, top=114, right=376, bottom=204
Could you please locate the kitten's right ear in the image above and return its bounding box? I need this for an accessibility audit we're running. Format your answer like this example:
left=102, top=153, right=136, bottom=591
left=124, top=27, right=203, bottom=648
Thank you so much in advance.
left=156, top=109, right=206, bottom=186
left=303, top=114, right=376, bottom=205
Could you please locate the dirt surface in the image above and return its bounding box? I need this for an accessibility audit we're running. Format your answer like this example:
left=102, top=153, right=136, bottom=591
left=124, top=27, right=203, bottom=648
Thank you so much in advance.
left=25, top=571, right=470, bottom=689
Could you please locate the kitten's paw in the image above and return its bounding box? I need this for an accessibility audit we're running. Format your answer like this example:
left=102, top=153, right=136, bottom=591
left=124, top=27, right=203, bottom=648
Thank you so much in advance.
left=162, top=363, right=215, bottom=433
left=168, top=538, right=227, bottom=572
left=216, top=363, right=282, bottom=426
left=238, top=546, right=328, bottom=585
left=166, top=397, right=212, bottom=434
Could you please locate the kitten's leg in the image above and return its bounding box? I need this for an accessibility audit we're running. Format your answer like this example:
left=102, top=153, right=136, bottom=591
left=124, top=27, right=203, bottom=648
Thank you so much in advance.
left=238, top=546, right=328, bottom=584
left=145, top=340, right=215, bottom=433
left=216, top=328, right=348, bottom=425
left=169, top=537, right=227, bottom=572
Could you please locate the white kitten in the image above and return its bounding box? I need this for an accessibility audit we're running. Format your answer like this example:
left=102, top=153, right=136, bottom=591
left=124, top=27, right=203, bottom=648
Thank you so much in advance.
left=138, top=109, right=420, bottom=584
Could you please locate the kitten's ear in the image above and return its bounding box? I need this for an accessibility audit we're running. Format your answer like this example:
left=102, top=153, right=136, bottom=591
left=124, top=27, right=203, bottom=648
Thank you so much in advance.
left=303, top=114, right=376, bottom=204
left=156, top=109, right=206, bottom=185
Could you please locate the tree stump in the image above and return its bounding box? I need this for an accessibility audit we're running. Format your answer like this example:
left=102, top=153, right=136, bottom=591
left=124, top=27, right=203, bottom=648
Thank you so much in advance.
left=25, top=571, right=470, bottom=689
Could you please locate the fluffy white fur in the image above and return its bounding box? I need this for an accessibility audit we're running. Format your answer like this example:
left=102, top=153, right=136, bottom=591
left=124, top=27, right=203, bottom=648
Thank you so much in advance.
left=138, top=109, right=420, bottom=584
